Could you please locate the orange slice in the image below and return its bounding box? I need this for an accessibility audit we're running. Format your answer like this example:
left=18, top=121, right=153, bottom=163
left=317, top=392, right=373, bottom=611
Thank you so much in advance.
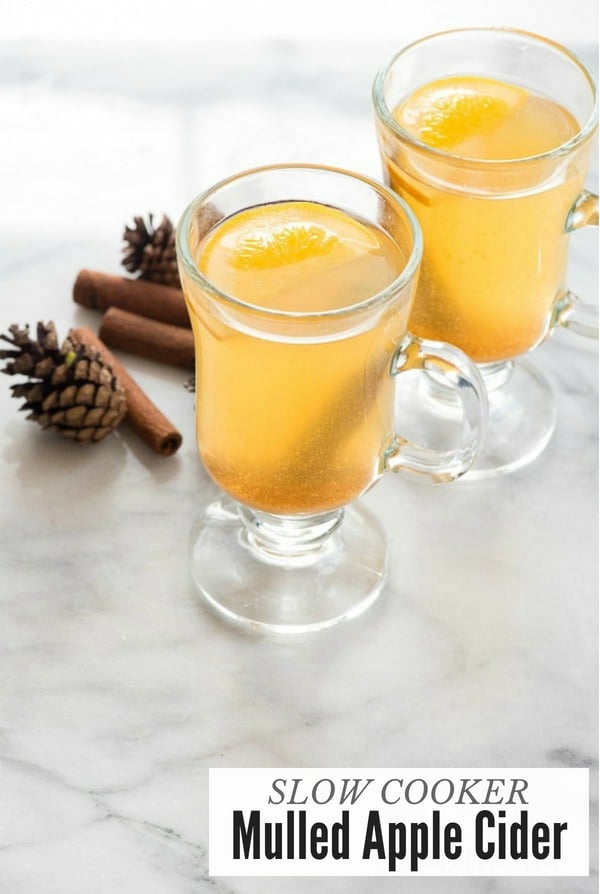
left=233, top=223, right=338, bottom=269
left=197, top=201, right=404, bottom=312
left=394, top=76, right=529, bottom=151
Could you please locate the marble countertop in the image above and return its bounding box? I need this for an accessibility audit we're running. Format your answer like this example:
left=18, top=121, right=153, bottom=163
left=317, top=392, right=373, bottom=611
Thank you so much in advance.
left=0, top=39, right=597, bottom=894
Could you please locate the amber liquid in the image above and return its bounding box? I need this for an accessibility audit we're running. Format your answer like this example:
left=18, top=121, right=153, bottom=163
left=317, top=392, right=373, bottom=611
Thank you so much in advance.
left=181, top=201, right=409, bottom=515
left=381, top=80, right=585, bottom=362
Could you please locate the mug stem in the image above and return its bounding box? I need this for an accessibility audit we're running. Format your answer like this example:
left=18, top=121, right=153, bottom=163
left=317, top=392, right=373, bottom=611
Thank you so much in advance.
left=237, top=504, right=344, bottom=567
left=477, top=360, right=516, bottom=391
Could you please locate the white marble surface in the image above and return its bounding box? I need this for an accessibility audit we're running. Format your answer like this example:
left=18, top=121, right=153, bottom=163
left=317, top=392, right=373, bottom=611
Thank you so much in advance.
left=0, top=38, right=598, bottom=893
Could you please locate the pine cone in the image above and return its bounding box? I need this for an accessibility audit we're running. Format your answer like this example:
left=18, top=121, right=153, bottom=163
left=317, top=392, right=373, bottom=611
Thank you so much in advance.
left=122, top=213, right=180, bottom=287
left=0, top=322, right=127, bottom=443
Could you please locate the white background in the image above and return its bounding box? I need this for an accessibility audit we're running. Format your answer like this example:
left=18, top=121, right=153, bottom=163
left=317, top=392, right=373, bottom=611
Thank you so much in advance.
left=2, top=0, right=598, bottom=44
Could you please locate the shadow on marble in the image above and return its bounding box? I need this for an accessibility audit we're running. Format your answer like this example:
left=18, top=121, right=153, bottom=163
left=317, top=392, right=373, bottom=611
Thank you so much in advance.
left=1, top=420, right=128, bottom=492
left=1, top=411, right=185, bottom=504
left=117, top=424, right=184, bottom=484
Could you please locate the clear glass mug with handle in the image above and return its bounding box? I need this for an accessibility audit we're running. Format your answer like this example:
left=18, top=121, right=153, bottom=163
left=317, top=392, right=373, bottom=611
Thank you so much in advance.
left=373, top=28, right=598, bottom=478
left=176, top=164, right=487, bottom=633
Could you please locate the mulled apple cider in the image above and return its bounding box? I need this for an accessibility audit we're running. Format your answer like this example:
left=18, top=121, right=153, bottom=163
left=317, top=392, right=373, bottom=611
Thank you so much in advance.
left=377, top=73, right=589, bottom=362
left=182, top=200, right=409, bottom=515
left=176, top=166, right=488, bottom=630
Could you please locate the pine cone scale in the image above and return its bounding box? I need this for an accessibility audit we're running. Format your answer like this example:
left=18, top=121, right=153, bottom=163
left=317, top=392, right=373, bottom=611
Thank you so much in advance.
left=42, top=390, right=59, bottom=411
left=84, top=407, right=104, bottom=427
left=76, top=384, right=96, bottom=406
left=95, top=385, right=111, bottom=408
left=14, top=355, right=36, bottom=374
left=100, top=408, right=121, bottom=426
left=59, top=385, right=77, bottom=408
left=34, top=413, right=51, bottom=426
left=51, top=365, right=69, bottom=385
left=65, top=406, right=88, bottom=426
left=34, top=357, right=54, bottom=377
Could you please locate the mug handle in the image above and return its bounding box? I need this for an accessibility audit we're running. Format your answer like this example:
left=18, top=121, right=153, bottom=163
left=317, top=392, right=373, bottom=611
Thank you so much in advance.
left=552, top=190, right=598, bottom=340
left=386, top=334, right=488, bottom=482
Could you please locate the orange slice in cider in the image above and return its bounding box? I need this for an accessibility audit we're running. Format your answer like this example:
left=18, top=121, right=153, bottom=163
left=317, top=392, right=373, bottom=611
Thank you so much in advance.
left=197, top=201, right=404, bottom=312
left=233, top=223, right=338, bottom=270
left=394, top=76, right=529, bottom=155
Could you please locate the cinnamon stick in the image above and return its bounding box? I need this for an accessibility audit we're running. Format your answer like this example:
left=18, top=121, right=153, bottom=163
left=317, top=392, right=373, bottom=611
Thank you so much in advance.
left=70, top=326, right=182, bottom=457
left=99, top=307, right=195, bottom=370
left=74, top=270, right=191, bottom=329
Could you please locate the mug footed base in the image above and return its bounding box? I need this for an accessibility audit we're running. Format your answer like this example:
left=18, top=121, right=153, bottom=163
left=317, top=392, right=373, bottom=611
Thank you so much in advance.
left=189, top=497, right=388, bottom=634
left=394, top=358, right=556, bottom=480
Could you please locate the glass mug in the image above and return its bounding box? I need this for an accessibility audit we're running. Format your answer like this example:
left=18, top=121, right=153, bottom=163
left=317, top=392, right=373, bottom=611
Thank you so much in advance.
left=176, top=165, right=487, bottom=633
left=373, top=28, right=598, bottom=477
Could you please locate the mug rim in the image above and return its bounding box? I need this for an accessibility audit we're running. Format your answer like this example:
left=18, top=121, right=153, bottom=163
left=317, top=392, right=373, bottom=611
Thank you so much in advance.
left=372, top=26, right=599, bottom=167
left=176, top=162, right=423, bottom=320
